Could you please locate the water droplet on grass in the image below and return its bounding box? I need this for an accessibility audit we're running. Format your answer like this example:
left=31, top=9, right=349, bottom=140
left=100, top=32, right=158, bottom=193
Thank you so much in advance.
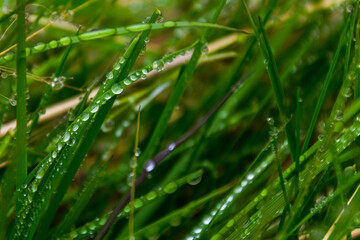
left=59, top=36, right=71, bottom=46
left=62, top=132, right=70, bottom=142
left=81, top=112, right=90, bottom=121
left=9, top=98, right=17, bottom=106
left=51, top=77, right=64, bottom=90
left=101, top=119, right=114, bottom=133
left=164, top=182, right=178, bottom=194
left=335, top=110, right=343, bottom=121
left=146, top=191, right=157, bottom=200
left=201, top=44, right=208, bottom=54
left=187, top=172, right=202, bottom=185
left=124, top=78, right=132, bottom=85
left=49, top=11, right=59, bottom=23
left=89, top=103, right=99, bottom=113
left=4, top=52, right=14, bottom=61
left=111, top=83, right=123, bottom=94
left=145, top=160, right=155, bottom=172
left=113, top=62, right=120, bottom=70
left=68, top=137, right=76, bottom=146
left=127, top=173, right=134, bottom=186
left=152, top=60, right=164, bottom=72
left=168, top=142, right=176, bottom=151
left=34, top=42, right=46, bottom=51
left=163, top=21, right=176, bottom=28
left=106, top=72, right=114, bottom=79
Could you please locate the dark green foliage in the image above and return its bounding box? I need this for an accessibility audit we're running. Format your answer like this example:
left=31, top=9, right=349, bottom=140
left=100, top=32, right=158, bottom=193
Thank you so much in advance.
left=1, top=0, right=360, bottom=239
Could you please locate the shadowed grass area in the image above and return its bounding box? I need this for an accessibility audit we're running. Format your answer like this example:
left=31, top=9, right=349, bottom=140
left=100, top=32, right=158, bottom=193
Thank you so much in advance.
left=1, top=0, right=360, bottom=239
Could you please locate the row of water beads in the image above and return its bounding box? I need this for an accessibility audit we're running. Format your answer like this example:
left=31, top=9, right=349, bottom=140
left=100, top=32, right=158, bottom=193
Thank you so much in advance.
left=14, top=27, right=201, bottom=232
left=59, top=170, right=203, bottom=240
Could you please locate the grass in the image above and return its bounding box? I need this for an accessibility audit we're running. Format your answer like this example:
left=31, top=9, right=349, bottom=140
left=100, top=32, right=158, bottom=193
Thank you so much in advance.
left=1, top=0, right=360, bottom=239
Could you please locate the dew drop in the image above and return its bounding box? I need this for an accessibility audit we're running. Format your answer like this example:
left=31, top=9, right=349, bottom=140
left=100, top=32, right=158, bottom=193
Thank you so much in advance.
left=142, top=68, right=149, bottom=74
left=106, top=72, right=114, bottom=80
left=334, top=110, right=343, bottom=121
left=30, top=184, right=38, bottom=192
left=119, top=57, right=125, bottom=64
left=127, top=173, right=134, bottom=186
left=187, top=172, right=202, bottom=185
left=246, top=172, right=255, bottom=180
left=72, top=124, right=79, bottom=132
left=203, top=216, right=212, bottom=225
left=264, top=58, right=269, bottom=65
left=1, top=72, right=8, bottom=78
left=168, top=142, right=176, bottom=151
left=89, top=103, right=99, bottom=113
left=101, top=119, right=114, bottom=133
left=4, top=52, right=14, bottom=61
left=266, top=117, right=274, bottom=125
left=62, top=132, right=70, bottom=142
left=104, top=92, right=112, bottom=100
left=59, top=36, right=71, bottom=46
left=164, top=182, right=178, bottom=194
left=201, top=44, right=209, bottom=54
left=9, top=98, right=17, bottom=106
left=152, top=60, right=164, bottom=72
left=134, top=199, right=143, bottom=208
left=34, top=42, right=46, bottom=51
left=113, top=62, right=121, bottom=70
left=130, top=74, right=137, bottom=81
left=52, top=151, right=57, bottom=158
left=124, top=78, right=132, bottom=85
left=49, top=11, right=59, bottom=23
left=81, top=112, right=90, bottom=121
left=163, top=21, right=176, bottom=28
left=145, top=160, right=155, bottom=172
left=146, top=191, right=157, bottom=201
left=51, top=77, right=65, bottom=90
left=35, top=169, right=45, bottom=179
left=68, top=137, right=76, bottom=146
left=344, top=88, right=353, bottom=98
left=111, top=83, right=123, bottom=94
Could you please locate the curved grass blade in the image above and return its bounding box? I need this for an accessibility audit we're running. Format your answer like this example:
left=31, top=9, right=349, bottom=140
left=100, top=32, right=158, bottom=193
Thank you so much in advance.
left=56, top=170, right=204, bottom=240
left=301, top=16, right=351, bottom=153
left=137, top=0, right=228, bottom=172
left=211, top=113, right=360, bottom=239
left=0, top=21, right=246, bottom=64
left=32, top=10, right=162, bottom=240
left=28, top=29, right=80, bottom=135
left=130, top=181, right=235, bottom=240
left=51, top=160, right=108, bottom=237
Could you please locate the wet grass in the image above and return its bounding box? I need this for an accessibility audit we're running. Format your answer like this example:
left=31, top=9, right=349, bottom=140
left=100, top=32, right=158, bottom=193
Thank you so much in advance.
left=1, top=0, right=360, bottom=239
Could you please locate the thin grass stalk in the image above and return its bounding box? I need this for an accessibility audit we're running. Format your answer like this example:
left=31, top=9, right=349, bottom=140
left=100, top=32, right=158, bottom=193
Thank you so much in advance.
left=15, top=0, right=27, bottom=197
left=129, top=106, right=141, bottom=239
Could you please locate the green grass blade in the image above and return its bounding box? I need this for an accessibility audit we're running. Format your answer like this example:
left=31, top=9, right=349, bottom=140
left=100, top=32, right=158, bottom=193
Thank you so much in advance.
left=138, top=0, right=227, bottom=170
left=129, top=106, right=141, bottom=239
left=52, top=160, right=108, bottom=237
left=0, top=21, right=244, bottom=65
left=15, top=0, right=27, bottom=190
left=33, top=10, right=161, bottom=240
left=14, top=0, right=28, bottom=238
left=301, top=16, right=351, bottom=153
left=242, top=0, right=296, bottom=162
left=355, top=5, right=360, bottom=99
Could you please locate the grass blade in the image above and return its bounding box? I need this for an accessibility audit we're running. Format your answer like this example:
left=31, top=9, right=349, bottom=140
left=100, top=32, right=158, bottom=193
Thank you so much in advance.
left=301, top=16, right=351, bottom=153
left=33, top=10, right=161, bottom=240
